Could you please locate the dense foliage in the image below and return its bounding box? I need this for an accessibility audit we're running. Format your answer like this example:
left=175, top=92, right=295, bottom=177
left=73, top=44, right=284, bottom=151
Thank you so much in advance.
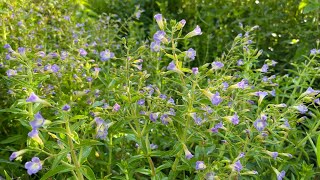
left=1, top=0, right=320, bottom=179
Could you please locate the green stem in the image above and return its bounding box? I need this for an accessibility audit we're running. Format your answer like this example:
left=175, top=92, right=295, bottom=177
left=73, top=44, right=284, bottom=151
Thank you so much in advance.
left=107, top=135, right=113, bottom=175
left=66, top=118, right=84, bottom=180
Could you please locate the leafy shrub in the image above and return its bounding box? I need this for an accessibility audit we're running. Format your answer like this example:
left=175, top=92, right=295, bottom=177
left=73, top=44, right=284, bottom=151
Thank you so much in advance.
left=1, top=0, right=320, bottom=179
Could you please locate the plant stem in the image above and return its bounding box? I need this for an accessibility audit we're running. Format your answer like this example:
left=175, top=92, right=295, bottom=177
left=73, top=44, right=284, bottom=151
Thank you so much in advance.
left=107, top=135, right=113, bottom=175
left=66, top=117, right=84, bottom=180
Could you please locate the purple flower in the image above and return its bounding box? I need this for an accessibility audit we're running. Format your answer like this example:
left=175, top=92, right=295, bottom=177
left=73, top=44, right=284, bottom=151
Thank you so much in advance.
left=271, top=60, right=278, bottom=66
left=231, top=113, right=239, bottom=125
left=9, top=150, right=27, bottom=161
left=190, top=113, right=202, bottom=125
left=304, top=87, right=320, bottom=95
left=160, top=114, right=171, bottom=125
left=315, top=98, right=320, bottom=105
left=18, top=47, right=26, bottom=54
left=159, top=94, right=167, bottom=99
left=95, top=117, right=108, bottom=139
left=177, top=19, right=186, bottom=29
left=237, top=79, right=249, bottom=89
left=79, top=48, right=87, bottom=56
left=137, top=99, right=145, bottom=105
left=6, top=69, right=17, bottom=77
left=100, top=49, right=115, bottom=61
left=277, top=171, right=286, bottom=180
left=4, top=44, right=11, bottom=49
left=186, top=48, right=196, bottom=60
left=153, top=30, right=166, bottom=42
left=25, top=157, right=42, bottom=175
left=62, top=104, right=71, bottom=111
left=254, top=91, right=268, bottom=103
left=168, top=97, right=175, bottom=104
left=233, top=160, right=243, bottom=172
left=195, top=161, right=206, bottom=170
left=150, top=41, right=161, bottom=52
left=28, top=129, right=39, bottom=138
left=185, top=25, right=202, bottom=38
left=310, top=49, right=317, bottom=55
left=211, top=122, right=224, bottom=133
left=150, top=143, right=158, bottom=150
left=211, top=61, right=224, bottom=70
left=113, top=103, right=120, bottom=112
left=51, top=64, right=60, bottom=73
left=49, top=52, right=58, bottom=58
left=271, top=152, right=278, bottom=159
left=261, top=64, right=268, bottom=73
left=29, top=112, right=45, bottom=129
left=149, top=113, right=159, bottom=122
left=154, top=14, right=164, bottom=30
left=237, top=59, right=244, bottom=66
left=210, top=92, right=222, bottom=105
left=271, top=89, right=276, bottom=97
left=222, top=82, right=229, bottom=90
left=183, top=146, right=193, bottom=160
left=295, top=104, right=308, bottom=114
left=253, top=118, right=267, bottom=131
left=167, top=61, right=176, bottom=71
left=9, top=152, right=18, bottom=161
left=61, top=51, right=68, bottom=60
left=192, top=67, right=199, bottom=75
left=26, top=92, right=40, bottom=103
left=168, top=108, right=176, bottom=116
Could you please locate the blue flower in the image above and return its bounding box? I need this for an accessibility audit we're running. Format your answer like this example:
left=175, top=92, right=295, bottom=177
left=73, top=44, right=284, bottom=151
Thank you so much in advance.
left=95, top=117, right=108, bottom=139
left=137, top=99, right=145, bottom=106
left=261, top=64, right=268, bottom=73
left=295, top=104, right=308, bottom=114
left=192, top=67, right=199, bottom=75
left=167, top=61, right=177, bottom=71
left=277, top=170, right=286, bottom=180
left=25, top=157, right=42, bottom=175
left=29, top=112, right=45, bottom=129
left=195, top=161, right=206, bottom=170
left=153, top=31, right=166, bottom=43
left=154, top=14, right=164, bottom=30
left=150, top=41, right=161, bottom=52
left=211, top=61, right=224, bottom=70
left=186, top=48, right=196, bottom=60
left=26, top=92, right=41, bottom=103
left=113, top=103, right=120, bottom=112
left=210, top=92, right=222, bottom=105
left=6, top=69, right=17, bottom=77
left=237, top=59, right=244, bottom=66
left=62, top=104, right=71, bottom=111
left=79, top=48, right=87, bottom=56
left=231, top=113, right=239, bottom=125
left=51, top=64, right=60, bottom=73
left=160, top=114, right=171, bottom=125
left=233, top=160, right=243, bottom=172
left=100, top=49, right=115, bottom=61
left=185, top=25, right=202, bottom=38
left=253, top=118, right=267, bottom=131
left=149, top=113, right=159, bottom=122
left=183, top=145, right=193, bottom=160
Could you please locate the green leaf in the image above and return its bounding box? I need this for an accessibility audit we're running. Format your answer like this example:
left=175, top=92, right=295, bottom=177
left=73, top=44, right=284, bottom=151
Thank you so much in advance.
left=0, top=135, right=23, bottom=144
left=303, top=3, right=320, bottom=13
left=316, top=134, right=320, bottom=167
left=80, top=165, right=96, bottom=180
left=70, top=115, right=88, bottom=121
left=74, top=140, right=104, bottom=149
left=40, top=165, right=74, bottom=180
left=47, top=127, right=67, bottom=134
left=79, top=146, right=93, bottom=164
left=4, top=170, right=13, bottom=180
